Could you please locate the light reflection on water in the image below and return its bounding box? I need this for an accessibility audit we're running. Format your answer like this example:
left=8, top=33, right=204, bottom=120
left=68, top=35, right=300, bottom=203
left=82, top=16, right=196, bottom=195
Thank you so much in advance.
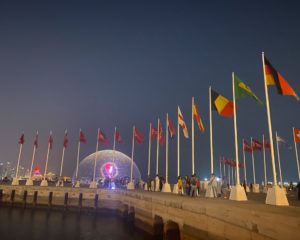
left=0, top=207, right=152, bottom=240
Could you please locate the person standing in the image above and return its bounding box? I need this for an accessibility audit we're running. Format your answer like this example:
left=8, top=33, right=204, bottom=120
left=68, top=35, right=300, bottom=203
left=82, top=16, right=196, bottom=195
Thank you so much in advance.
left=190, top=174, right=197, bottom=197
left=155, top=174, right=160, bottom=192
left=177, top=176, right=183, bottom=195
left=205, top=173, right=218, bottom=198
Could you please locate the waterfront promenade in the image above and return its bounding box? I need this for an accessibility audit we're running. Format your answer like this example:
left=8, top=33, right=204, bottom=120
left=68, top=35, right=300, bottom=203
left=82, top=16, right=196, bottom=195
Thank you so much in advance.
left=0, top=184, right=299, bottom=240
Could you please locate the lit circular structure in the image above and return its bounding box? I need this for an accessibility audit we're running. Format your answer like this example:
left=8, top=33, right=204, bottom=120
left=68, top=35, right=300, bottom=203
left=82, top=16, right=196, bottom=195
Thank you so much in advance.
left=75, top=150, right=141, bottom=181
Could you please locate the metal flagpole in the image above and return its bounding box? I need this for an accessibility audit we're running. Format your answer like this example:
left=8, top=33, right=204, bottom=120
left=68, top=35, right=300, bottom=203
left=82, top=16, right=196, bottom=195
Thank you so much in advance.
left=251, top=137, right=256, bottom=185
left=231, top=164, right=234, bottom=185
left=223, top=156, right=226, bottom=176
left=228, top=164, right=230, bottom=185
left=75, top=130, right=81, bottom=181
left=263, top=135, right=267, bottom=187
left=147, top=123, right=151, bottom=178
left=275, top=132, right=283, bottom=187
left=41, top=131, right=52, bottom=187
left=219, top=156, right=222, bottom=178
left=156, top=118, right=160, bottom=175
left=209, top=86, right=214, bottom=174
left=293, top=127, right=300, bottom=181
left=242, top=139, right=247, bottom=184
left=177, top=106, right=180, bottom=177
left=59, top=130, right=67, bottom=178
left=29, top=131, right=38, bottom=178
left=130, top=126, right=135, bottom=183
left=15, top=136, right=24, bottom=180
left=113, top=127, right=116, bottom=163
left=166, top=114, right=169, bottom=183
left=192, top=97, right=195, bottom=175
left=92, top=129, right=100, bottom=184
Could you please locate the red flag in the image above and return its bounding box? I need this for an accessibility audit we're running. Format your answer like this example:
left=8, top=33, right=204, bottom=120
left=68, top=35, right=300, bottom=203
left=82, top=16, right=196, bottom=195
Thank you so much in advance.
left=49, top=133, right=53, bottom=150
left=264, top=139, right=271, bottom=149
left=18, top=133, right=25, bottom=144
left=151, top=125, right=158, bottom=140
left=168, top=117, right=176, bottom=138
left=98, top=130, right=109, bottom=144
left=34, top=132, right=38, bottom=148
left=158, top=122, right=165, bottom=145
left=252, top=139, right=263, bottom=151
left=134, top=127, right=144, bottom=144
left=238, top=162, right=244, bottom=168
left=243, top=140, right=252, bottom=152
left=63, top=131, right=68, bottom=148
left=115, top=130, right=122, bottom=143
left=294, top=128, right=300, bottom=143
left=79, top=130, right=87, bottom=144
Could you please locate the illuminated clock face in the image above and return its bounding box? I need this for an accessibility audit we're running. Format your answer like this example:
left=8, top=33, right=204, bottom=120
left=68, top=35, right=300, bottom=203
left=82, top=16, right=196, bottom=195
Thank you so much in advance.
left=100, top=162, right=118, bottom=178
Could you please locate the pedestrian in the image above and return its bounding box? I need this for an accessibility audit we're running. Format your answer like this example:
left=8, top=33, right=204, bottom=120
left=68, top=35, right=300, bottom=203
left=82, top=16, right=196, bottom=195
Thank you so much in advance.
left=155, top=175, right=160, bottom=192
left=205, top=173, right=218, bottom=198
left=221, top=176, right=229, bottom=198
left=184, top=175, right=190, bottom=196
left=178, top=176, right=183, bottom=195
left=196, top=178, right=201, bottom=196
left=190, top=174, right=197, bottom=197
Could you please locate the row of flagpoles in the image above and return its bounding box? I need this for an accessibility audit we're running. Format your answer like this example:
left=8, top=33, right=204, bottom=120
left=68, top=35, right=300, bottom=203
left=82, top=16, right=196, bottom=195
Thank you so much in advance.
left=12, top=52, right=300, bottom=205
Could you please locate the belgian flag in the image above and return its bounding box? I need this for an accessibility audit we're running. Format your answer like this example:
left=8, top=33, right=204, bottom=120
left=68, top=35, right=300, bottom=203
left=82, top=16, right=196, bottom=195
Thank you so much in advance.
left=211, top=89, right=234, bottom=117
left=264, top=56, right=299, bottom=100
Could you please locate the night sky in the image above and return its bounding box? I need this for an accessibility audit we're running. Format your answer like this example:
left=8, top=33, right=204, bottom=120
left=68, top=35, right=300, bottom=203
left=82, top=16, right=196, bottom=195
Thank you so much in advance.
left=0, top=1, right=299, bottom=183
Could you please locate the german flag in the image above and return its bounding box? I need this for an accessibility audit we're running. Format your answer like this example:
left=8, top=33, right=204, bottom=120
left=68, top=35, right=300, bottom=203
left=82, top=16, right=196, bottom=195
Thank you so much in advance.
left=211, top=89, right=234, bottom=117
left=264, top=56, right=299, bottom=100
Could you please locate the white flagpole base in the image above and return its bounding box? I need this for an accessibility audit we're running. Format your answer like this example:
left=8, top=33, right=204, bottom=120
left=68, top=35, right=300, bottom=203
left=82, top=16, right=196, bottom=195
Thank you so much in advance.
left=74, top=180, right=80, bottom=188
left=127, top=181, right=135, bottom=190
left=40, top=179, right=48, bottom=187
left=144, top=183, right=148, bottom=190
left=266, top=185, right=289, bottom=206
left=11, top=178, right=19, bottom=186
left=252, top=184, right=260, bottom=193
left=25, top=179, right=33, bottom=186
left=229, top=185, right=247, bottom=201
left=89, top=181, right=97, bottom=189
left=172, top=183, right=178, bottom=194
left=162, top=183, right=171, bottom=193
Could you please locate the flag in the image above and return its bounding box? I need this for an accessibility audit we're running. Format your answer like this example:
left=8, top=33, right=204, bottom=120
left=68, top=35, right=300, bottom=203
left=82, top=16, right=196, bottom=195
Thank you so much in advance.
left=192, top=101, right=205, bottom=132
left=243, top=140, right=252, bottom=152
left=264, top=139, right=271, bottom=149
left=168, top=117, right=176, bottom=138
left=34, top=132, right=38, bottom=148
left=79, top=130, right=87, bottom=144
left=252, top=139, right=263, bottom=151
left=178, top=106, right=189, bottom=138
left=158, top=122, right=165, bottom=145
left=98, top=130, right=109, bottom=144
left=63, top=131, right=68, bottom=148
left=211, top=89, right=234, bottom=117
left=49, top=133, right=53, bottom=150
left=276, top=135, right=286, bottom=144
left=238, top=162, right=244, bottom=168
left=294, top=128, right=300, bottom=143
left=115, top=130, right=122, bottom=143
left=264, top=56, right=299, bottom=100
left=151, top=125, right=158, bottom=140
left=234, top=75, right=263, bottom=104
left=134, top=127, right=144, bottom=144
left=18, top=133, right=25, bottom=144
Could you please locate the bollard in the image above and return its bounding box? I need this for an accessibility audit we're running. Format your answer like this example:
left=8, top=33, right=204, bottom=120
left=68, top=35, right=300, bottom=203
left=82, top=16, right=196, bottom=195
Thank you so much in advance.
left=164, top=220, right=180, bottom=240
left=94, top=194, right=98, bottom=210
left=48, top=192, right=53, bottom=207
left=23, top=191, right=28, bottom=207
left=64, top=192, right=68, bottom=209
left=153, top=215, right=164, bottom=240
left=78, top=193, right=83, bottom=211
left=33, top=191, right=38, bottom=206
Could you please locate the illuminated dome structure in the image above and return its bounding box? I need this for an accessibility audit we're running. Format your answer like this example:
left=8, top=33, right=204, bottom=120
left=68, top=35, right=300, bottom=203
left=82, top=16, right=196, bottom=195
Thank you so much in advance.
left=75, top=150, right=141, bottom=181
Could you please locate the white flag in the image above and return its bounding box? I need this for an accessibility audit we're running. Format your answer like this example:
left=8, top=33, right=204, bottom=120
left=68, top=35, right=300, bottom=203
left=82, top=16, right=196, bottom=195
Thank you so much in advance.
left=178, top=106, right=189, bottom=138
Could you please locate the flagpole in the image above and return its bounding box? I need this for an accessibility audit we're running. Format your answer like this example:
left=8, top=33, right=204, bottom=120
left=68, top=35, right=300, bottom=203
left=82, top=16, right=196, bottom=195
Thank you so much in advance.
left=75, top=129, right=81, bottom=183
left=242, top=139, right=247, bottom=184
left=113, top=127, right=116, bottom=163
left=219, top=156, right=222, bottom=178
left=231, top=164, right=234, bottom=185
left=228, top=163, right=230, bottom=185
left=275, top=131, right=283, bottom=187
left=147, top=123, right=151, bottom=178
left=251, top=137, right=256, bottom=185
left=209, top=86, right=214, bottom=174
left=293, top=127, right=300, bottom=181
left=166, top=114, right=169, bottom=183
left=130, top=126, right=135, bottom=185
left=177, top=106, right=180, bottom=177
left=15, top=141, right=23, bottom=179
left=29, top=131, right=38, bottom=178
left=223, top=156, right=226, bottom=177
left=59, top=130, right=67, bottom=178
left=192, top=97, right=195, bottom=175
left=156, top=118, right=160, bottom=175
left=41, top=131, right=51, bottom=187
left=263, top=135, right=267, bottom=187
left=92, top=129, right=99, bottom=184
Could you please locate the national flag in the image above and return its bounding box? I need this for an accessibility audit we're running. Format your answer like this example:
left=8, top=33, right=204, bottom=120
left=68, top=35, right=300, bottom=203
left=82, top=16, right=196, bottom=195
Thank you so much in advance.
left=158, top=122, right=165, bottom=145
left=63, top=131, right=68, bottom=148
left=264, top=56, right=299, bottom=100
left=192, top=100, right=205, bottom=132
left=34, top=132, right=38, bottom=148
left=252, top=139, right=263, bottom=151
left=150, top=125, right=158, bottom=140
left=276, top=135, right=286, bottom=144
left=243, top=140, right=252, bottom=152
left=49, top=133, right=53, bottom=150
left=79, top=130, right=87, bottom=144
left=18, top=133, right=25, bottom=144
left=178, top=106, right=189, bottom=138
left=211, top=89, right=234, bottom=117
left=264, top=139, right=271, bottom=149
left=98, top=130, right=109, bottom=144
left=294, top=128, right=300, bottom=143
left=234, top=75, right=263, bottom=104
left=238, top=162, right=244, bottom=168
left=134, top=127, right=144, bottom=144
left=115, top=130, right=122, bottom=143
left=168, top=117, right=176, bottom=138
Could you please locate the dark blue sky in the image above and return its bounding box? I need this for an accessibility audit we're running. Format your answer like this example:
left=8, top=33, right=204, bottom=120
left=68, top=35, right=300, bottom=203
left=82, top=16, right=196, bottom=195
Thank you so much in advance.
left=0, top=1, right=299, bottom=183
